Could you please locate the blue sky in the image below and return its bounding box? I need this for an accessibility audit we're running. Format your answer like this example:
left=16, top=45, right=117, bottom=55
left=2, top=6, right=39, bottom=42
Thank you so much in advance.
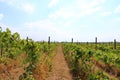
left=0, top=0, right=120, bottom=42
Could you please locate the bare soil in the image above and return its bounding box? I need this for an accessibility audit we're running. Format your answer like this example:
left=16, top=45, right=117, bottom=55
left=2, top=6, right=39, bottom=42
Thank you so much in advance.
left=46, top=44, right=73, bottom=80
left=0, top=53, right=29, bottom=80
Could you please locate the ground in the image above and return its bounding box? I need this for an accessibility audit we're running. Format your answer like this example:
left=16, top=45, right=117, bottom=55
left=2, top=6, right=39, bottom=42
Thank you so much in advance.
left=46, top=44, right=72, bottom=80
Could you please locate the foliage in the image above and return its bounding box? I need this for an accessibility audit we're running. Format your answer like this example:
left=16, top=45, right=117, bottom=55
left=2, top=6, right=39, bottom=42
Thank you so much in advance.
left=0, top=27, right=58, bottom=80
left=62, top=42, right=120, bottom=80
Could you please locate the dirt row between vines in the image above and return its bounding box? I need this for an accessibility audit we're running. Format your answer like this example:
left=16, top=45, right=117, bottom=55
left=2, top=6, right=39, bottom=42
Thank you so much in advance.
left=46, top=44, right=73, bottom=80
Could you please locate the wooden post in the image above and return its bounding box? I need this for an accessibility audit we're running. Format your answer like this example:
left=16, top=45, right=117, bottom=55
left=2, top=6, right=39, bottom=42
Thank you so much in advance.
left=95, top=37, right=97, bottom=50
left=26, top=37, right=29, bottom=45
left=87, top=42, right=88, bottom=45
left=48, top=36, right=50, bottom=45
left=48, top=36, right=50, bottom=51
left=71, top=38, right=73, bottom=43
left=114, top=39, right=116, bottom=49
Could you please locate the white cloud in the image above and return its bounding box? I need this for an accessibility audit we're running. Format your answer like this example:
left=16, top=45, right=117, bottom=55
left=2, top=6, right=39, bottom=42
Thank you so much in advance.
left=0, top=0, right=35, bottom=15
left=24, top=19, right=72, bottom=41
left=114, top=17, right=120, bottom=21
left=24, top=19, right=56, bottom=30
left=21, top=3, right=35, bottom=15
left=77, top=0, right=106, bottom=9
left=48, top=0, right=59, bottom=8
left=0, top=13, right=4, bottom=20
left=78, top=6, right=102, bottom=17
left=63, top=20, right=74, bottom=27
left=0, top=0, right=15, bottom=4
left=114, top=5, right=120, bottom=13
left=48, top=7, right=76, bottom=19
left=49, top=0, right=105, bottom=19
left=100, top=11, right=112, bottom=16
left=77, top=0, right=105, bottom=16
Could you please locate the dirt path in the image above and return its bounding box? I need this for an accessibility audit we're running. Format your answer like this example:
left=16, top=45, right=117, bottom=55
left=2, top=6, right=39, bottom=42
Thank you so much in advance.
left=46, top=44, right=72, bottom=80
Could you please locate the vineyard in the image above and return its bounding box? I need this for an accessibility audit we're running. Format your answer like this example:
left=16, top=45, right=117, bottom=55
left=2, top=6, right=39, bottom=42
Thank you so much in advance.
left=62, top=41, right=120, bottom=80
left=0, top=27, right=120, bottom=80
left=0, top=27, right=57, bottom=80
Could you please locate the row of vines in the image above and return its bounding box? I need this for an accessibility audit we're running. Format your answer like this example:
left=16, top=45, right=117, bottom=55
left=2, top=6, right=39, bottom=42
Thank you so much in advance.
left=62, top=42, right=120, bottom=80
left=0, top=27, right=57, bottom=80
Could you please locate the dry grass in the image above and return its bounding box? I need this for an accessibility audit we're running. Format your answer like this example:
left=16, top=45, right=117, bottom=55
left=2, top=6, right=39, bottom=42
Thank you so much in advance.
left=0, top=53, right=29, bottom=80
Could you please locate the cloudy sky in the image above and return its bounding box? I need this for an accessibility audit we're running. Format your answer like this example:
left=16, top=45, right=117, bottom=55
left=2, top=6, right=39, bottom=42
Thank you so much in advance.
left=0, top=0, right=120, bottom=42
